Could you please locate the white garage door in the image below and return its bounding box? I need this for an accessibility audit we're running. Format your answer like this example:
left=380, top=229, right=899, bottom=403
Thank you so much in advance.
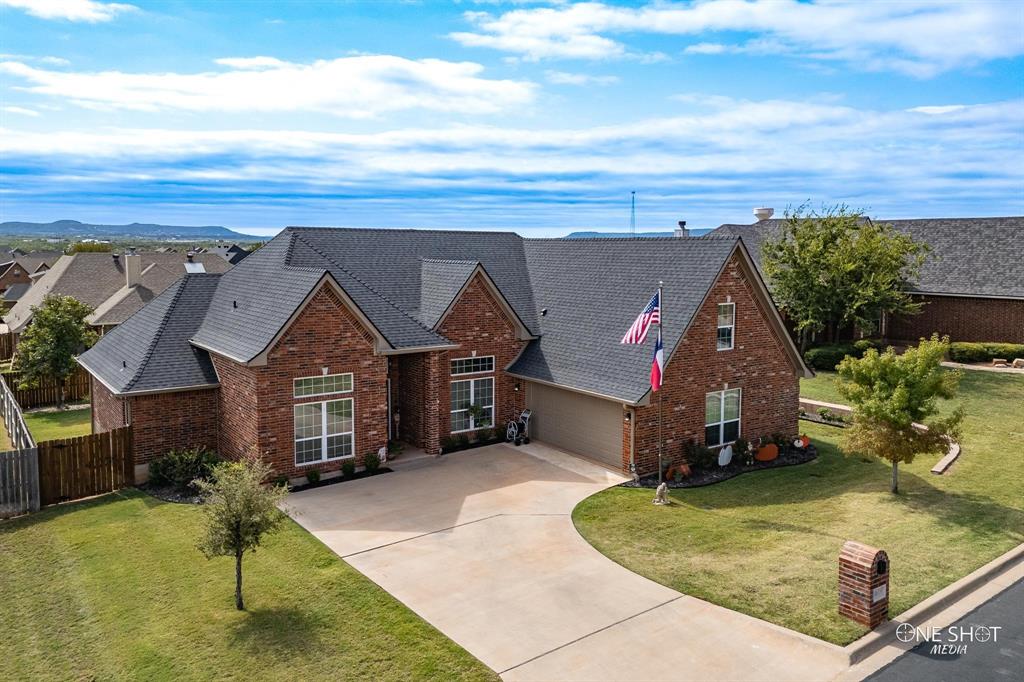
left=525, top=382, right=623, bottom=469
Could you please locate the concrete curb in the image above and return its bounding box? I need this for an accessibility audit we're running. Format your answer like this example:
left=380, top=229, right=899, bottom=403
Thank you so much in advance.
left=843, top=542, right=1024, bottom=665
left=798, top=397, right=963, bottom=475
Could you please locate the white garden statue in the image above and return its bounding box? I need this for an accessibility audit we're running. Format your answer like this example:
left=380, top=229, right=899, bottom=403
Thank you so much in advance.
left=653, top=482, right=670, bottom=505
left=718, top=444, right=733, bottom=467
left=378, top=445, right=388, bottom=464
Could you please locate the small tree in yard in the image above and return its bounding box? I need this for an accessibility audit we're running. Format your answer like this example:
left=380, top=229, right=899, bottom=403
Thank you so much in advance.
left=13, top=294, right=97, bottom=408
left=761, top=204, right=929, bottom=350
left=195, top=456, right=288, bottom=610
left=835, top=335, right=963, bottom=494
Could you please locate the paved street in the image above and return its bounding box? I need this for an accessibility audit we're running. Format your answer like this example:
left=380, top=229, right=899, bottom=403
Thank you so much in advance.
left=865, top=579, right=1024, bottom=682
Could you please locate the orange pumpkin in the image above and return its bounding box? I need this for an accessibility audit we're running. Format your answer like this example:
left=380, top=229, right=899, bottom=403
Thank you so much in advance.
left=755, top=443, right=779, bottom=461
left=800, top=434, right=811, bottom=448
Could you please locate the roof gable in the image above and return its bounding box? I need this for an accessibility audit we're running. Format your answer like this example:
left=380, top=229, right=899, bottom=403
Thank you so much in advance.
left=418, top=259, right=479, bottom=328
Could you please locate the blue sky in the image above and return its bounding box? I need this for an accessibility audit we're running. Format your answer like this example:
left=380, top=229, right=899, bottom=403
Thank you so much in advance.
left=1, top=0, right=1022, bottom=237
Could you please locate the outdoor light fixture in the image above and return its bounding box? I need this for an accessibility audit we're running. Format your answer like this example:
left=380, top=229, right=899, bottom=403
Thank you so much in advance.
left=514, top=383, right=520, bottom=392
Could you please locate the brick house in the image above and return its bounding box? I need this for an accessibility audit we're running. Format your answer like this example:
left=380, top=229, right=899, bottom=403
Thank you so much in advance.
left=78, top=227, right=809, bottom=482
left=712, top=215, right=1024, bottom=344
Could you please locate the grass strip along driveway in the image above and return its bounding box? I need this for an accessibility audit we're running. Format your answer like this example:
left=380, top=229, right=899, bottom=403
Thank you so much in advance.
left=0, top=490, right=495, bottom=681
left=573, top=370, right=1024, bottom=645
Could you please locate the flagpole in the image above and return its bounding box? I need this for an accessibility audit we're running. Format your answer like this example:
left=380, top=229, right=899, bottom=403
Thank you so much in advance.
left=658, top=280, right=664, bottom=484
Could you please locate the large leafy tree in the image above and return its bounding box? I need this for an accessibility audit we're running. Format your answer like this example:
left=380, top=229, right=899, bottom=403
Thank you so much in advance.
left=195, top=457, right=288, bottom=610
left=761, top=205, right=929, bottom=349
left=836, top=335, right=962, bottom=493
left=13, top=294, right=98, bottom=408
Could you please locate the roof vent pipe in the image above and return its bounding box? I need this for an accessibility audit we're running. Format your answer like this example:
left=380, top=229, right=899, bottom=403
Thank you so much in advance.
left=754, top=207, right=774, bottom=221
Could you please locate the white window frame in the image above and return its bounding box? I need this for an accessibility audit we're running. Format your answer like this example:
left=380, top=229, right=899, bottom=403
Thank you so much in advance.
left=450, top=355, right=496, bottom=376
left=294, top=397, right=355, bottom=466
left=716, top=302, right=735, bottom=351
left=450, top=376, right=495, bottom=433
left=293, top=372, right=354, bottom=399
left=705, top=388, right=741, bottom=447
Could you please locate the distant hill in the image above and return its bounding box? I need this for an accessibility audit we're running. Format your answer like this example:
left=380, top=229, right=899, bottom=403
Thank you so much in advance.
left=565, top=229, right=711, bottom=238
left=0, top=220, right=260, bottom=241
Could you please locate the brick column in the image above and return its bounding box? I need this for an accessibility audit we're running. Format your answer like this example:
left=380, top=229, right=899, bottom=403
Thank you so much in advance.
left=839, top=540, right=889, bottom=628
left=423, top=351, right=442, bottom=456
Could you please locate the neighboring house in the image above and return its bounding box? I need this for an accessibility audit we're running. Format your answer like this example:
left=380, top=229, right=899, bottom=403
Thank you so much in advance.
left=1, top=282, right=32, bottom=311
left=0, top=251, right=61, bottom=297
left=2, top=251, right=232, bottom=336
left=79, top=227, right=809, bottom=482
left=200, top=243, right=250, bottom=265
left=711, top=215, right=1024, bottom=344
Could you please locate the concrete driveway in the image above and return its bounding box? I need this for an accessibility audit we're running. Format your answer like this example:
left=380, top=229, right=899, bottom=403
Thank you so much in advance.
left=285, top=442, right=848, bottom=681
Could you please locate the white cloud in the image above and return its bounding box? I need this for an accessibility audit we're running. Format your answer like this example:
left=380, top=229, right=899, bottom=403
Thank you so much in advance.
left=544, top=70, right=619, bottom=85
left=0, top=55, right=537, bottom=117
left=0, top=0, right=137, bottom=23
left=450, top=1, right=1024, bottom=76
left=2, top=105, right=39, bottom=116
left=907, top=105, right=969, bottom=115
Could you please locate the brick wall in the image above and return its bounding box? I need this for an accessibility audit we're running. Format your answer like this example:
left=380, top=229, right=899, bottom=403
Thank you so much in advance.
left=396, top=352, right=427, bottom=447
left=632, top=253, right=800, bottom=474
left=437, top=272, right=527, bottom=441
left=887, top=295, right=1024, bottom=344
left=129, top=388, right=219, bottom=464
left=91, top=376, right=126, bottom=433
left=215, top=285, right=388, bottom=479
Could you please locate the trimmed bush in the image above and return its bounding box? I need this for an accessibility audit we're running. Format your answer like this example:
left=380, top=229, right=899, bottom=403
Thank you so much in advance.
left=305, top=469, right=320, bottom=486
left=148, top=447, right=220, bottom=493
left=949, top=342, right=1024, bottom=363
left=341, top=460, right=356, bottom=478
left=363, top=452, right=381, bottom=473
left=804, top=339, right=881, bottom=370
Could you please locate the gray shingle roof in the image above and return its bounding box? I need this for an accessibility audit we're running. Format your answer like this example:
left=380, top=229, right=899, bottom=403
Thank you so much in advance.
left=78, top=274, right=221, bottom=394
left=508, top=237, right=741, bottom=402
left=418, top=259, right=479, bottom=328
left=2, top=282, right=31, bottom=302
left=82, top=228, right=789, bottom=399
left=710, top=216, right=1024, bottom=299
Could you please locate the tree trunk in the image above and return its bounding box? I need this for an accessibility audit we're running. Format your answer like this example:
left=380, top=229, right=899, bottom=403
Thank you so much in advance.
left=891, top=461, right=899, bottom=494
left=58, top=383, right=65, bottom=410
left=235, top=549, right=244, bottom=610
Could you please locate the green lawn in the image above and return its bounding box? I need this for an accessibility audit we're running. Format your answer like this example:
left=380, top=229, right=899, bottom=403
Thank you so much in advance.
left=0, top=490, right=495, bottom=681
left=573, top=369, right=1024, bottom=645
left=23, top=405, right=92, bottom=442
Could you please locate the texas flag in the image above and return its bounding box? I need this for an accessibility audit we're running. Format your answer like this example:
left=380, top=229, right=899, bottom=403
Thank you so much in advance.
left=650, top=331, right=665, bottom=391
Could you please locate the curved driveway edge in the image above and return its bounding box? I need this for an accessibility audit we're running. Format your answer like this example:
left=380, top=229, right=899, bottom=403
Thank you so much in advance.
left=285, top=442, right=849, bottom=681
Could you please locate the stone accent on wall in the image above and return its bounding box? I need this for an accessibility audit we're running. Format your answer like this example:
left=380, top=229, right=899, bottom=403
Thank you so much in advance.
left=631, top=252, right=800, bottom=475
left=887, top=295, right=1024, bottom=344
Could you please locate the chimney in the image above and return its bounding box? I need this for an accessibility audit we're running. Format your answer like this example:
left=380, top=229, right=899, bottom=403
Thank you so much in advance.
left=674, top=220, right=689, bottom=238
left=124, top=249, right=141, bottom=288
left=754, top=207, right=774, bottom=221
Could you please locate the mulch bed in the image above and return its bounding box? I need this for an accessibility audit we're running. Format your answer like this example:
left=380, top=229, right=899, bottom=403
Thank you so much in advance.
left=621, top=444, right=818, bottom=489
left=141, top=467, right=394, bottom=503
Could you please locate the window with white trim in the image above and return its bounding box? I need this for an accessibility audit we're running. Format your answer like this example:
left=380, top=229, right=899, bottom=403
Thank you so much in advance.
left=294, top=372, right=353, bottom=398
left=717, top=303, right=735, bottom=351
left=705, top=388, right=741, bottom=447
left=450, top=377, right=494, bottom=432
left=294, top=398, right=354, bottom=465
left=450, top=356, right=495, bottom=376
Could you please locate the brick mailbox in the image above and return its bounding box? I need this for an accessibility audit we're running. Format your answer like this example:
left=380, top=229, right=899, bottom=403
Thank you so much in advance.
left=839, top=540, right=889, bottom=628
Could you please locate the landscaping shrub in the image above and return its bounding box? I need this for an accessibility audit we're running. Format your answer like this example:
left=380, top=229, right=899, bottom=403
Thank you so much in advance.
left=305, top=469, right=320, bottom=486
left=363, top=452, right=381, bottom=473
left=803, top=339, right=882, bottom=370
left=455, top=433, right=470, bottom=449
left=949, top=342, right=1024, bottom=363
left=341, top=460, right=356, bottom=478
left=733, top=437, right=750, bottom=462
left=272, top=475, right=288, bottom=489
left=148, top=447, right=221, bottom=493
left=441, top=436, right=458, bottom=452
left=683, top=440, right=716, bottom=469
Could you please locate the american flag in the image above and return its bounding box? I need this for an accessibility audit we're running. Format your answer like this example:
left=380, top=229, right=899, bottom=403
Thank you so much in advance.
left=620, top=291, right=660, bottom=344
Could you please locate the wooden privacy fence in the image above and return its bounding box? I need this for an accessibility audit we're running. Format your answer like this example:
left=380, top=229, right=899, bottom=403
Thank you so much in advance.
left=0, top=332, right=14, bottom=362
left=37, top=426, right=132, bottom=507
left=0, top=374, right=38, bottom=519
left=4, top=365, right=91, bottom=409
